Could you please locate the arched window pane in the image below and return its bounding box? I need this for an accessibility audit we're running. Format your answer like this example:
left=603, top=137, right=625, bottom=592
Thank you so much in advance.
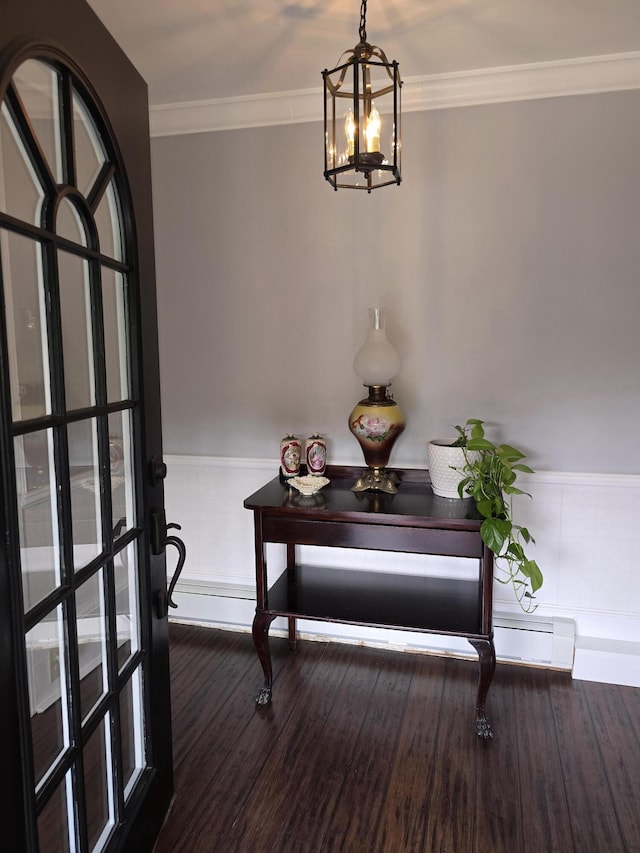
left=11, top=59, right=63, bottom=184
left=26, top=605, right=70, bottom=789
left=37, top=771, right=73, bottom=853
left=72, top=90, right=106, bottom=198
left=115, top=540, right=140, bottom=672
left=76, top=568, right=108, bottom=723
left=0, top=102, right=45, bottom=224
left=83, top=713, right=115, bottom=850
left=67, top=417, right=102, bottom=568
left=102, top=267, right=129, bottom=400
left=120, top=667, right=145, bottom=800
left=15, top=428, right=61, bottom=613
left=58, top=249, right=95, bottom=409
left=94, top=178, right=123, bottom=261
left=1, top=228, right=51, bottom=420
left=56, top=196, right=88, bottom=246
left=109, top=409, right=135, bottom=539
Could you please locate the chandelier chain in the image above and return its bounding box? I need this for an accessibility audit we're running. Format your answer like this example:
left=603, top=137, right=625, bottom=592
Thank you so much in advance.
left=359, top=0, right=367, bottom=43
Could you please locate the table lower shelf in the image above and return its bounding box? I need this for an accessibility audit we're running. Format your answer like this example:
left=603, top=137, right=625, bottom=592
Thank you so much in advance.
left=263, top=564, right=487, bottom=638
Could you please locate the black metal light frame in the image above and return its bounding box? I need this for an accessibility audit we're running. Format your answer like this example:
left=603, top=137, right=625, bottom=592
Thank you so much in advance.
left=323, top=1, right=402, bottom=192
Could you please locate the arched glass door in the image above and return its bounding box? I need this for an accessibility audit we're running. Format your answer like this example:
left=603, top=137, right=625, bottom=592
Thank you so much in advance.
left=1, top=49, right=170, bottom=852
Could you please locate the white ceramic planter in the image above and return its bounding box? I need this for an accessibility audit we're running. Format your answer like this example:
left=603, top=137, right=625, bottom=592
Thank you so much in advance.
left=426, top=440, right=480, bottom=499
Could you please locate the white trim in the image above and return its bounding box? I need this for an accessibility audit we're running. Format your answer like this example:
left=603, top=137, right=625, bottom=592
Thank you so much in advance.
left=164, top=454, right=274, bottom=470
left=573, top=637, right=640, bottom=687
left=164, top=454, right=640, bottom=489
left=150, top=51, right=640, bottom=137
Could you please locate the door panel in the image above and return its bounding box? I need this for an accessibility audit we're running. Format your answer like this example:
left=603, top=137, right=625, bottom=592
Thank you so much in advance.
left=0, top=2, right=173, bottom=850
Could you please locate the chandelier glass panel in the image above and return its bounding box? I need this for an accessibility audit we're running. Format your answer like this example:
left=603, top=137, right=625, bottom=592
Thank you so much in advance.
left=323, top=1, right=402, bottom=192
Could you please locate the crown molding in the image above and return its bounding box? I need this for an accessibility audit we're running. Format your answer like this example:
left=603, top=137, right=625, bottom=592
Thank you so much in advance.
left=149, top=51, right=640, bottom=138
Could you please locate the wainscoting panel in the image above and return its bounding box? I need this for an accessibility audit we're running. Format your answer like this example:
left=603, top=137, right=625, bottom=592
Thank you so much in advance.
left=164, top=455, right=640, bottom=686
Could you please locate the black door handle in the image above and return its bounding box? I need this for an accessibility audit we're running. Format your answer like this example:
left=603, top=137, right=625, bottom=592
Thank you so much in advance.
left=165, top=525, right=186, bottom=608
left=150, top=507, right=187, bottom=611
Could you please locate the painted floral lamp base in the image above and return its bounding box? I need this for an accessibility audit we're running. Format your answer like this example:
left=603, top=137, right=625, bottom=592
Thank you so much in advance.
left=348, top=386, right=405, bottom=494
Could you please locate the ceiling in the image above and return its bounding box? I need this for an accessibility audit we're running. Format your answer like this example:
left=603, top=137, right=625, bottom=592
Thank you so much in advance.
left=85, top=0, right=640, bottom=108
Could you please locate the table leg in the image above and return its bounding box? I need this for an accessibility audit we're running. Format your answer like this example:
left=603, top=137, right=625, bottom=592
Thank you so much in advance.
left=468, top=637, right=496, bottom=739
left=287, top=616, right=297, bottom=649
left=286, top=544, right=297, bottom=650
left=252, top=610, right=277, bottom=705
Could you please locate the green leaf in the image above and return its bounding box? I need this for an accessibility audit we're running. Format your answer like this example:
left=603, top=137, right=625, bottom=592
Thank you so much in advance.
left=466, top=418, right=484, bottom=430
left=512, top=463, right=534, bottom=474
left=481, top=517, right=511, bottom=554
left=466, top=437, right=494, bottom=452
left=493, top=496, right=507, bottom=517
left=476, top=499, right=493, bottom=519
left=506, top=542, right=525, bottom=560
left=497, top=444, right=526, bottom=461
left=457, top=477, right=472, bottom=498
left=503, top=486, right=530, bottom=497
left=500, top=466, right=516, bottom=486
left=525, top=560, right=543, bottom=593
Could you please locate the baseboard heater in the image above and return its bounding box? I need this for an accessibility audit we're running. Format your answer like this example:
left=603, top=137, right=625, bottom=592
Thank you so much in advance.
left=172, top=579, right=575, bottom=671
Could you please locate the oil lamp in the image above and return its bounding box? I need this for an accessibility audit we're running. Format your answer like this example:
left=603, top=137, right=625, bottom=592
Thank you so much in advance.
left=348, top=308, right=405, bottom=493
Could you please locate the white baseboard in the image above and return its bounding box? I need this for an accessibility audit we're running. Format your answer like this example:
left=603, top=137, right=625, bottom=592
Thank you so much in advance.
left=573, top=637, right=640, bottom=687
left=170, top=584, right=640, bottom=687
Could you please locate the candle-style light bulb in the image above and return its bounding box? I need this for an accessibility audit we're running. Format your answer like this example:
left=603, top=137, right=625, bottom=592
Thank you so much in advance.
left=345, top=109, right=356, bottom=157
left=365, top=105, right=381, bottom=153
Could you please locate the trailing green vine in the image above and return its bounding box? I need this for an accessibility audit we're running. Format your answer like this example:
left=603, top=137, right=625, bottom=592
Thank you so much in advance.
left=454, top=418, right=543, bottom=613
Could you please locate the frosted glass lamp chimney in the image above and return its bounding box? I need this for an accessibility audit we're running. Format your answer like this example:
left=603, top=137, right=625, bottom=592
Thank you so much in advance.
left=353, top=308, right=400, bottom=387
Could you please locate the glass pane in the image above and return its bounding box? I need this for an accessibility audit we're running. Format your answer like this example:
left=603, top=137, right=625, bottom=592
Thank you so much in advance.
left=109, top=410, right=135, bottom=540
left=37, top=770, right=74, bottom=853
left=77, top=569, right=108, bottom=723
left=0, top=102, right=45, bottom=223
left=11, top=59, right=63, bottom=183
left=58, top=249, right=95, bottom=409
left=84, top=714, right=115, bottom=852
left=1, top=229, right=51, bottom=420
left=15, top=429, right=61, bottom=612
left=56, top=196, right=88, bottom=247
left=26, top=605, right=70, bottom=789
left=94, top=179, right=122, bottom=261
left=102, top=267, right=130, bottom=401
left=68, top=418, right=102, bottom=568
left=115, top=540, right=140, bottom=672
left=73, top=90, right=106, bottom=198
left=120, top=667, right=146, bottom=800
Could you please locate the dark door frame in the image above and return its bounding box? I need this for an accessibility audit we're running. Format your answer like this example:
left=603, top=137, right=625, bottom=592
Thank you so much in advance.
left=0, top=1, right=173, bottom=849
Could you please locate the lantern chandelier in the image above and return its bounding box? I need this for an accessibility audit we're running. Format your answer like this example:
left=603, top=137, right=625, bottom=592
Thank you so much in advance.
left=323, top=0, right=402, bottom=192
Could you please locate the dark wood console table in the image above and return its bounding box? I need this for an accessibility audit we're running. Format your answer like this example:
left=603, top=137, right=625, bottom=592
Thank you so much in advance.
left=244, top=466, right=496, bottom=738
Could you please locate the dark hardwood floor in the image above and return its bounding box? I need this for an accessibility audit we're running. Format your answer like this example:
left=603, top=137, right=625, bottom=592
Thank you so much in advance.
left=153, top=622, right=640, bottom=853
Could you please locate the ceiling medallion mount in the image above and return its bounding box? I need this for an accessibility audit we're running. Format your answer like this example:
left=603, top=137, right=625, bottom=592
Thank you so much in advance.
left=322, top=0, right=402, bottom=192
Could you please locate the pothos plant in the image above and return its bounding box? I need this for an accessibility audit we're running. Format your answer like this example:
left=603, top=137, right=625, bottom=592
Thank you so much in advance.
left=453, top=418, right=543, bottom=613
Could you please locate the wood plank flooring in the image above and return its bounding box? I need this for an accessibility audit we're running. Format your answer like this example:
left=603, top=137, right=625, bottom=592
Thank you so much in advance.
left=153, top=622, right=640, bottom=853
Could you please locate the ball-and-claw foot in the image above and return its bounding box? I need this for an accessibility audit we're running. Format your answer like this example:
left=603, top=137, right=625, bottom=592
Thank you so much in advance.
left=255, top=686, right=272, bottom=706
left=476, top=716, right=493, bottom=739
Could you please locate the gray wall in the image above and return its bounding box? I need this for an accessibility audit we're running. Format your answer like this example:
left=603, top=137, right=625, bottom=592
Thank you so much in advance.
left=151, top=90, right=640, bottom=474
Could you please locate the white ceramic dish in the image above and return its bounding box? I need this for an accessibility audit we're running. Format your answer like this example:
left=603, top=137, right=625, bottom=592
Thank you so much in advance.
left=288, top=475, right=330, bottom=496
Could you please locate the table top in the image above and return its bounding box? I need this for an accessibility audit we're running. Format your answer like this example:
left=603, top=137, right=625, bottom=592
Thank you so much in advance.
left=244, top=466, right=484, bottom=532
